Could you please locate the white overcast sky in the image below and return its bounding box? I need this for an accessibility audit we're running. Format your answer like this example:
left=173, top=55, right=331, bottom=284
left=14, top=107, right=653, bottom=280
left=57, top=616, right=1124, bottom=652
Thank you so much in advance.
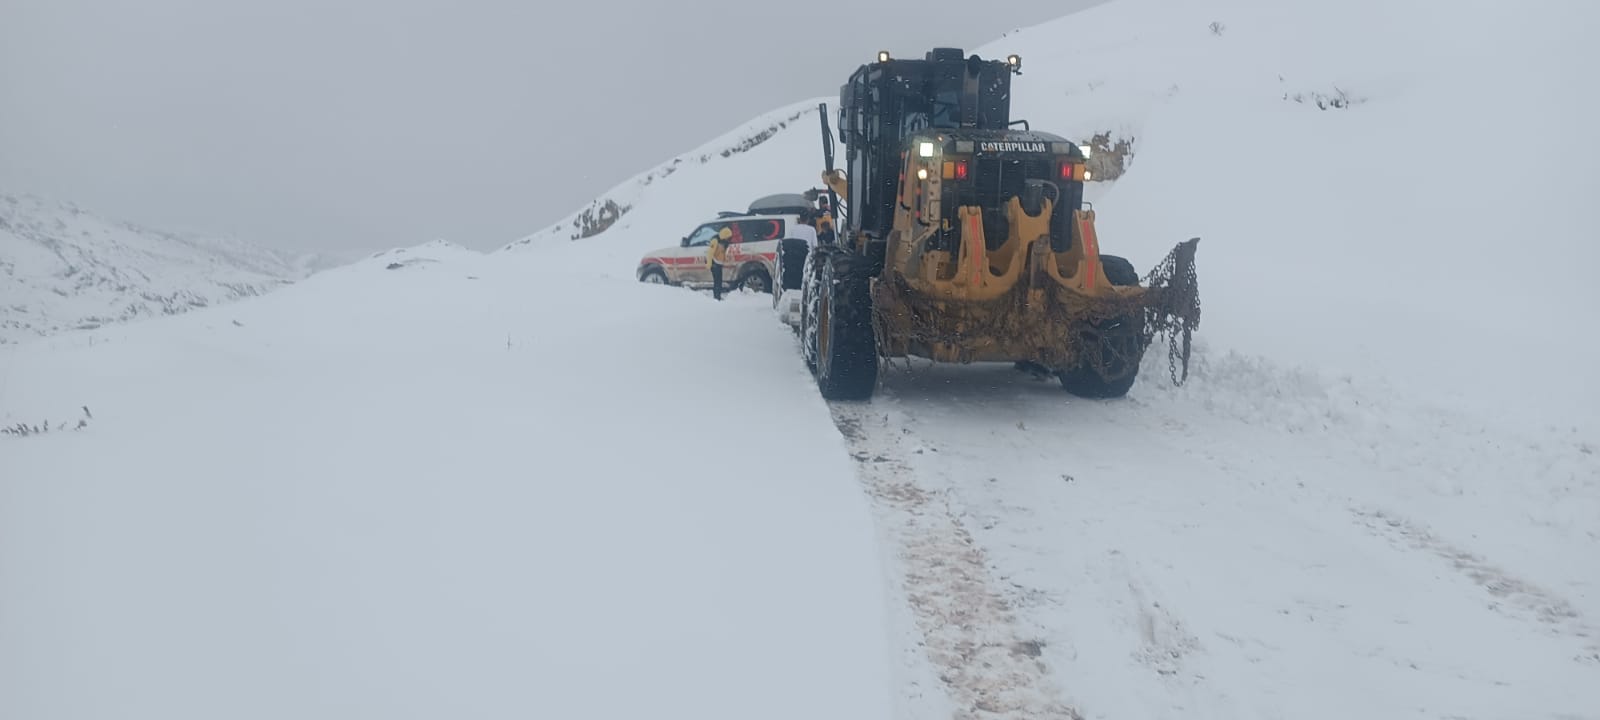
left=1, top=0, right=1101, bottom=253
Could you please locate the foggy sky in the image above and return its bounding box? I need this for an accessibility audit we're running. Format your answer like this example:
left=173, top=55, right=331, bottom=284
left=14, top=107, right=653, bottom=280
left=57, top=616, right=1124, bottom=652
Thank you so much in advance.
left=0, top=0, right=1102, bottom=254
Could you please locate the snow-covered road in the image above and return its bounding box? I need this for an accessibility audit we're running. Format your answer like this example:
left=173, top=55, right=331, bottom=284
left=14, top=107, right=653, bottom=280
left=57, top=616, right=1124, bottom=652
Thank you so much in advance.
left=828, top=346, right=1600, bottom=719
left=6, top=245, right=1594, bottom=719
left=0, top=248, right=898, bottom=720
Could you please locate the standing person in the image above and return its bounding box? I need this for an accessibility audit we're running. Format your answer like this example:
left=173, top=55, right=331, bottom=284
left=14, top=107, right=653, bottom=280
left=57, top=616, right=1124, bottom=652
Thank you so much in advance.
left=707, top=226, right=732, bottom=300
left=803, top=187, right=837, bottom=244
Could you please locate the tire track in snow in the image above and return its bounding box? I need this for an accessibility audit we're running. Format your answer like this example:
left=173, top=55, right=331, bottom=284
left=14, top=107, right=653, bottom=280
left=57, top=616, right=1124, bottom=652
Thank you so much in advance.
left=1351, top=505, right=1600, bottom=664
left=829, top=403, right=1084, bottom=720
left=806, top=348, right=1600, bottom=717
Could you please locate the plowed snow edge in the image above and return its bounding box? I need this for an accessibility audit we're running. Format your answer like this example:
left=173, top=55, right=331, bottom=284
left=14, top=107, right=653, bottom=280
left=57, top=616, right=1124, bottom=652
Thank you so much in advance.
left=830, top=404, right=1084, bottom=720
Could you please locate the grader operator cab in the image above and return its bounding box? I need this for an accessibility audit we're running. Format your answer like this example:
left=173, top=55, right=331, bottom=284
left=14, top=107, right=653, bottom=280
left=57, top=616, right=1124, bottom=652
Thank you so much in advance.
left=796, top=48, right=1202, bottom=400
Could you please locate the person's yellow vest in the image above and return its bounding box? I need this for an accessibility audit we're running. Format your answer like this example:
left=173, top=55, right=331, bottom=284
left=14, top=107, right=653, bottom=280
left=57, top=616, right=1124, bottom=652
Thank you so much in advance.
left=706, top=227, right=732, bottom=267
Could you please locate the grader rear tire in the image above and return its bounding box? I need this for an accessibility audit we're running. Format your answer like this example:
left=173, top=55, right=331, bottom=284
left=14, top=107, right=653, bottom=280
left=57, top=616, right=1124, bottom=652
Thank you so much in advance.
left=775, top=238, right=809, bottom=310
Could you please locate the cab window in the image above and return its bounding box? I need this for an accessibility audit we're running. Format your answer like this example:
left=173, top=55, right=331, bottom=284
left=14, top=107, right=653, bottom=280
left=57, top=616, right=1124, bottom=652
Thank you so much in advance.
left=684, top=224, right=723, bottom=247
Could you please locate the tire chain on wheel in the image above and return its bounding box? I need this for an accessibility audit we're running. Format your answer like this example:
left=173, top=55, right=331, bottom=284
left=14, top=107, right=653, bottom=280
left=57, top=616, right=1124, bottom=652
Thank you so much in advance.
left=799, top=244, right=835, bottom=371
left=800, top=249, right=818, bottom=366
left=816, top=247, right=879, bottom=398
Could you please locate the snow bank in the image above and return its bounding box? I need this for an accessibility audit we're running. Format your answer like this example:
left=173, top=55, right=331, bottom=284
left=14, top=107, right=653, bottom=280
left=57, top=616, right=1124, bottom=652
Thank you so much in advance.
left=0, top=244, right=897, bottom=719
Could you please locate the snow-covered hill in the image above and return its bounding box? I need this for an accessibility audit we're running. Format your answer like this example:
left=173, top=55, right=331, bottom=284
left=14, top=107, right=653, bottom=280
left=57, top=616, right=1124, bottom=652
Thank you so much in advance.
left=0, top=191, right=316, bottom=344
left=4, top=1, right=1598, bottom=719
left=499, top=98, right=837, bottom=280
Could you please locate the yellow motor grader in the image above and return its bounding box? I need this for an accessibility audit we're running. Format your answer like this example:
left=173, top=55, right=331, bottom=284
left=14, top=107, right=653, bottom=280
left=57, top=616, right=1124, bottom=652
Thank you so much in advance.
left=787, top=48, right=1201, bottom=401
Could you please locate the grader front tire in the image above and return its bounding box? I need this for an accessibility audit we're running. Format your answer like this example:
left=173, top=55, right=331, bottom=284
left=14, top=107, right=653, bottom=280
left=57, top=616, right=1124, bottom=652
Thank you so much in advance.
left=811, top=249, right=878, bottom=401
left=1058, top=254, right=1142, bottom=399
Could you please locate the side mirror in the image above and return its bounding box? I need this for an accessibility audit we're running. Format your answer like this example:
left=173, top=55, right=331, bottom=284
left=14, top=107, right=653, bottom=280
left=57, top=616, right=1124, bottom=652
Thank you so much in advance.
left=680, top=236, right=690, bottom=247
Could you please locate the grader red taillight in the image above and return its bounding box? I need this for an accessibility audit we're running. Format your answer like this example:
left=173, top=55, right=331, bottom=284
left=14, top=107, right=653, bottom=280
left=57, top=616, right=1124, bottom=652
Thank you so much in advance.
left=1060, top=160, right=1088, bottom=182
left=940, top=159, right=970, bottom=180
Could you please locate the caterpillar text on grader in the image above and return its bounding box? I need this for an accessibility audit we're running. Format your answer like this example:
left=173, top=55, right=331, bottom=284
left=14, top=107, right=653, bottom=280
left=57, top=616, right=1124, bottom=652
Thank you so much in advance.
left=785, top=48, right=1202, bottom=401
